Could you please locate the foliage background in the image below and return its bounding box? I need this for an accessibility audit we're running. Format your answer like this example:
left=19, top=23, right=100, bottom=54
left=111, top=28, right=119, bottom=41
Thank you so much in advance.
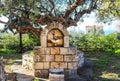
left=0, top=33, right=39, bottom=53
left=0, top=31, right=120, bottom=56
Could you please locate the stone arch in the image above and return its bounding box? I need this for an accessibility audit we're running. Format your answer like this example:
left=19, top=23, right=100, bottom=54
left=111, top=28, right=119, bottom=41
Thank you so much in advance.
left=40, top=23, right=69, bottom=47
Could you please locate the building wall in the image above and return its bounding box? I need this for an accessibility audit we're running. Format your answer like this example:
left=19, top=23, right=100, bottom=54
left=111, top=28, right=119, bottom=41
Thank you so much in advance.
left=86, top=25, right=104, bottom=36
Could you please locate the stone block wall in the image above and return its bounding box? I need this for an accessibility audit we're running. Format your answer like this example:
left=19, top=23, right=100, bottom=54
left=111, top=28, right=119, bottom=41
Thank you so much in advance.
left=22, top=51, right=34, bottom=70
left=33, top=46, right=78, bottom=77
left=33, top=22, right=84, bottom=78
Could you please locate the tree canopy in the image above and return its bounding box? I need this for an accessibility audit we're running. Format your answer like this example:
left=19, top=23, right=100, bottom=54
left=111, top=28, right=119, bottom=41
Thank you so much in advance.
left=0, top=0, right=119, bottom=38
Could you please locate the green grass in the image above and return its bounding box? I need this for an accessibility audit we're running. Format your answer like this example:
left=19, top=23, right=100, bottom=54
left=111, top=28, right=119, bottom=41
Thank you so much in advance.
left=0, top=49, right=21, bottom=60
left=85, top=52, right=112, bottom=68
left=85, top=51, right=120, bottom=81
left=0, top=49, right=16, bottom=54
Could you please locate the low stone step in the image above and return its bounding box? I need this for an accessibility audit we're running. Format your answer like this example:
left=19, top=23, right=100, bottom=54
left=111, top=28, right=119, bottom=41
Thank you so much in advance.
left=49, top=69, right=64, bottom=81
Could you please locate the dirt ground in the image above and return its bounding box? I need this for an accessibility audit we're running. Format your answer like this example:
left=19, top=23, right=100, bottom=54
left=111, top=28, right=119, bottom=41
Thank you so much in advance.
left=2, top=52, right=120, bottom=81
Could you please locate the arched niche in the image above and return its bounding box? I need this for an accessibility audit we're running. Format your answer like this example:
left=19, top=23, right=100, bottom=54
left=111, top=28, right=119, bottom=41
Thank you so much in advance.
left=47, top=28, right=64, bottom=47
left=40, top=23, right=69, bottom=47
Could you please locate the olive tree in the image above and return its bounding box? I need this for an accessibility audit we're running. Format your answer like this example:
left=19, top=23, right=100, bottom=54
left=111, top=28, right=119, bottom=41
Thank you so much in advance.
left=0, top=0, right=119, bottom=37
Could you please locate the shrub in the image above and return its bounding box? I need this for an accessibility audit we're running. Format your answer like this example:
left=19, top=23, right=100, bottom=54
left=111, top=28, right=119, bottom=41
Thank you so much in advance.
left=69, top=32, right=119, bottom=52
left=114, top=49, right=120, bottom=59
left=0, top=33, right=39, bottom=53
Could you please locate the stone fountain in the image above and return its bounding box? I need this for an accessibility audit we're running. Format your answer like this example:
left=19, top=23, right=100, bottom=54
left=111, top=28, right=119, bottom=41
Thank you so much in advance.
left=33, top=22, right=84, bottom=81
left=11, top=22, right=93, bottom=81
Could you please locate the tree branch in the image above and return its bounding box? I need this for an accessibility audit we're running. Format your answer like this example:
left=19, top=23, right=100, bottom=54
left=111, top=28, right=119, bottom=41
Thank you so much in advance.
left=74, top=0, right=97, bottom=22
left=48, top=0, right=55, bottom=15
left=17, top=26, right=42, bottom=39
left=10, top=11, right=33, bottom=23
left=65, top=0, right=85, bottom=19
left=0, top=20, right=8, bottom=24
left=40, top=4, right=50, bottom=12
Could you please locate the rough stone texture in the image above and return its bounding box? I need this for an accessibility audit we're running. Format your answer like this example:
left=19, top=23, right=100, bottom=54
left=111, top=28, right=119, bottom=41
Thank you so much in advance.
left=35, top=69, right=49, bottom=78
left=68, top=63, right=77, bottom=69
left=60, top=48, right=69, bottom=54
left=38, top=48, right=45, bottom=54
left=69, top=46, right=77, bottom=54
left=64, top=55, right=77, bottom=62
left=22, top=52, right=34, bottom=70
left=77, top=50, right=84, bottom=68
left=50, top=62, right=60, bottom=69
left=34, top=70, right=41, bottom=77
left=64, top=36, right=69, bottom=47
left=0, top=59, right=6, bottom=81
left=40, top=55, right=46, bottom=61
left=33, top=46, right=78, bottom=71
left=41, top=70, right=49, bottom=78
left=51, top=47, right=60, bottom=54
left=59, top=62, right=67, bottom=69
left=33, top=47, right=44, bottom=54
left=49, top=73, right=64, bottom=81
left=33, top=47, right=40, bottom=55
left=34, top=62, right=44, bottom=69
left=34, top=54, right=40, bottom=62
left=46, top=55, right=54, bottom=61
left=55, top=55, right=63, bottom=61
left=49, top=69, right=64, bottom=81
left=34, top=55, right=46, bottom=62
left=43, top=62, right=50, bottom=69
left=44, top=48, right=51, bottom=54
left=41, top=36, right=47, bottom=47
left=11, top=60, right=34, bottom=81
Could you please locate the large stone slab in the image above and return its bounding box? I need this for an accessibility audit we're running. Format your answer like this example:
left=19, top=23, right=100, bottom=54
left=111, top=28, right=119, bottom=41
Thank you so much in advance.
left=64, top=55, right=77, bottom=62
left=55, top=55, right=64, bottom=61
left=34, top=62, right=44, bottom=69
left=68, top=62, right=77, bottom=69
left=46, top=55, right=54, bottom=62
left=60, top=48, right=69, bottom=54
left=51, top=47, right=60, bottom=54
left=34, top=69, right=49, bottom=78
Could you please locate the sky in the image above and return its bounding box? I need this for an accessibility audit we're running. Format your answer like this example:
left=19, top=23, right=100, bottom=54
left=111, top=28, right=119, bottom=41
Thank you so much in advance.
left=0, top=16, right=8, bottom=29
left=0, top=12, right=120, bottom=35
left=68, top=12, right=120, bottom=35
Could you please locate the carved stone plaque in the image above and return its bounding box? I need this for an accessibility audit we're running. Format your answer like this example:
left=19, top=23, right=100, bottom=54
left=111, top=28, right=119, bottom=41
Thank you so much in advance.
left=47, top=29, right=64, bottom=47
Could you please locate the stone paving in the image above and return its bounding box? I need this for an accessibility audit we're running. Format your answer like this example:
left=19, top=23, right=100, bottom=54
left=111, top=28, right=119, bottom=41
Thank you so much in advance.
left=11, top=60, right=50, bottom=81
left=11, top=60, right=34, bottom=81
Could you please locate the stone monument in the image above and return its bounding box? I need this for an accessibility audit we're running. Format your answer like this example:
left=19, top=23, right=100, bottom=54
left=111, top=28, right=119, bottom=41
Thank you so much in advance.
left=32, top=22, right=84, bottom=81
